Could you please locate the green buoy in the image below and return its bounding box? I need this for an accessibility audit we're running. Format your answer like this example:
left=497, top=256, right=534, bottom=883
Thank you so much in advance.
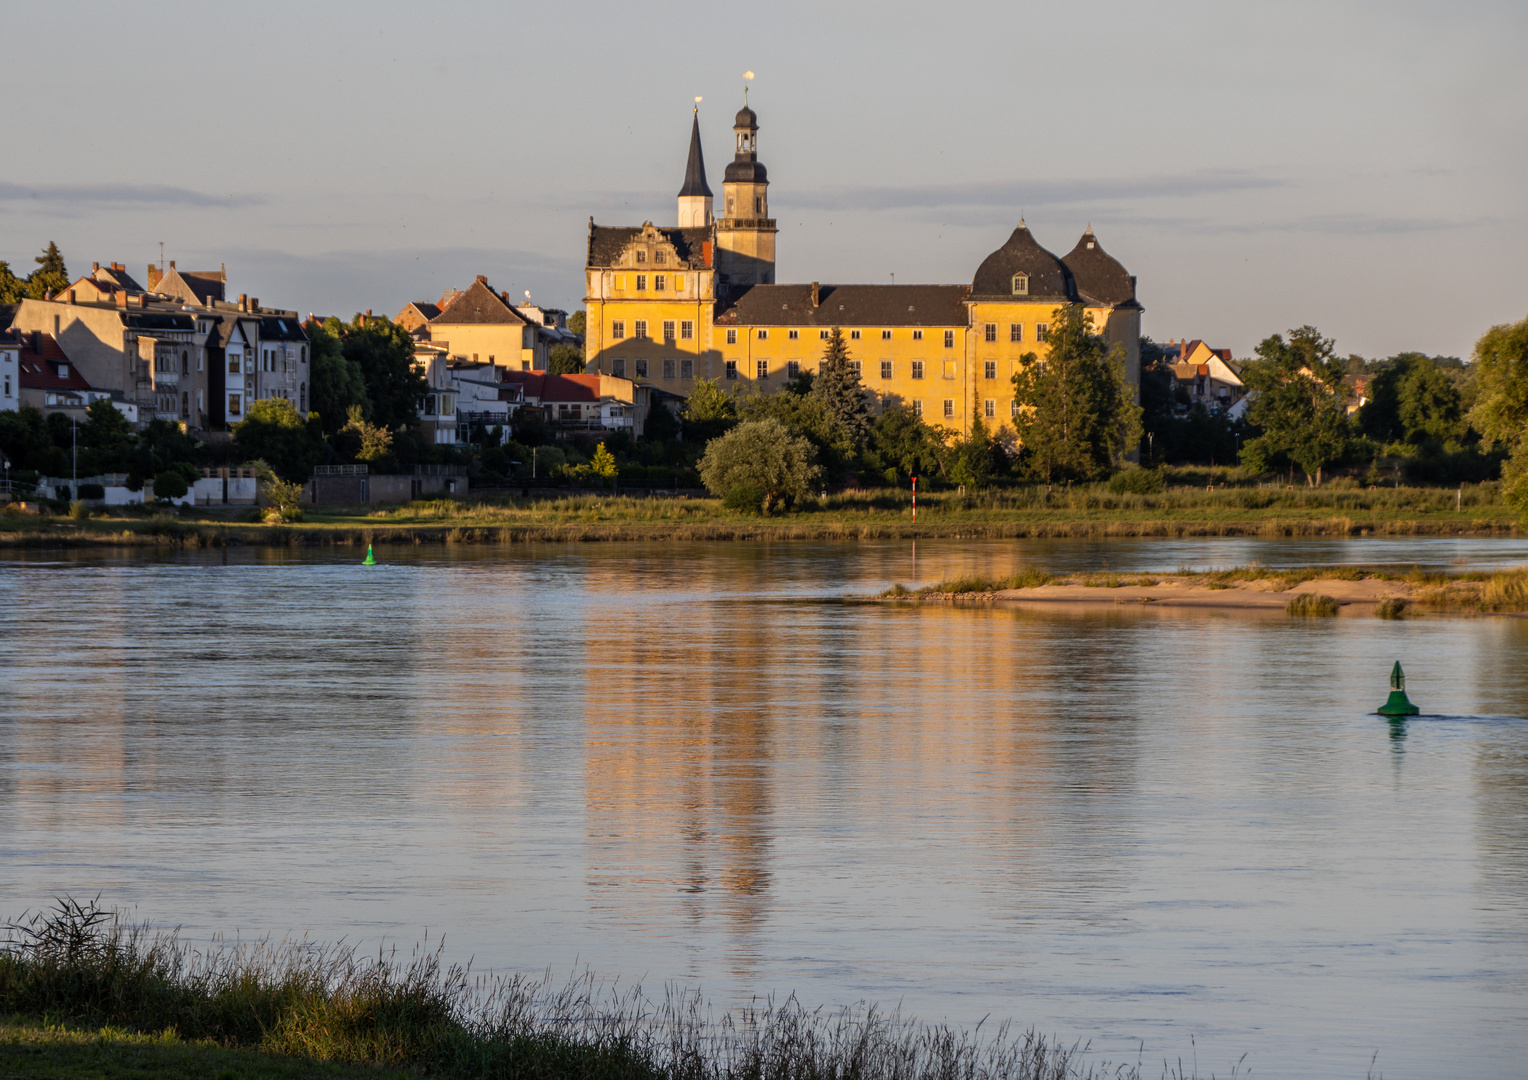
left=362, top=544, right=376, bottom=566
left=1377, top=661, right=1419, bottom=717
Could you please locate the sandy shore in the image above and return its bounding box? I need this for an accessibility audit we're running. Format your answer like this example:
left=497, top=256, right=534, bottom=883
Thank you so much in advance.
left=913, top=576, right=1428, bottom=615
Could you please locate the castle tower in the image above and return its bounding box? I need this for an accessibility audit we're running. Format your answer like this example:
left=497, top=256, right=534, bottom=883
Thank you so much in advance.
left=714, top=94, right=776, bottom=286
left=677, top=107, right=713, bottom=228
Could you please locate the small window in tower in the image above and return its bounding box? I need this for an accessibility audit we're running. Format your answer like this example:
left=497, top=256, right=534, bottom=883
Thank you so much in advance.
left=788, top=329, right=799, bottom=340
left=757, top=329, right=768, bottom=340
left=754, top=197, right=761, bottom=213
left=635, top=250, right=647, bottom=264
left=726, top=328, right=737, bottom=344
left=655, top=250, right=666, bottom=264
left=1012, top=273, right=1028, bottom=296
left=984, top=323, right=997, bottom=342
left=727, top=197, right=734, bottom=214
left=819, top=329, right=829, bottom=340
left=654, top=275, right=665, bottom=291
left=912, top=329, right=924, bottom=341
left=850, top=329, right=861, bottom=340
left=881, top=329, right=891, bottom=340
left=636, top=275, right=647, bottom=291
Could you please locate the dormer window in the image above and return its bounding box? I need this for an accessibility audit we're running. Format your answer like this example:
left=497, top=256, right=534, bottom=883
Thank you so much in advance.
left=1012, top=273, right=1029, bottom=296
left=635, top=250, right=646, bottom=264
left=57, top=363, right=69, bottom=378
left=655, top=251, right=666, bottom=264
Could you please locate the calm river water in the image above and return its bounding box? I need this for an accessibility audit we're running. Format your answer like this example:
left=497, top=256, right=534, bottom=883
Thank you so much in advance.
left=3, top=537, right=1527, bottom=1078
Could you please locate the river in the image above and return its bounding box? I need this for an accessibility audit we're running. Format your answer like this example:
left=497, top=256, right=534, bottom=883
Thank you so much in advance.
left=2, top=537, right=1526, bottom=1077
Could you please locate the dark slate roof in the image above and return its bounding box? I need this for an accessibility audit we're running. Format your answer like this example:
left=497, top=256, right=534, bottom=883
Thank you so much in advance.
left=96, top=266, right=145, bottom=293
left=970, top=225, right=1072, bottom=301
left=715, top=284, right=971, bottom=327
left=1060, top=230, right=1137, bottom=307
left=724, top=158, right=767, bottom=183
left=735, top=104, right=757, bottom=129
left=122, top=312, right=196, bottom=332
left=678, top=112, right=712, bottom=198
left=586, top=225, right=712, bottom=269
left=411, top=302, right=441, bottom=320
left=258, top=316, right=309, bottom=342
left=433, top=278, right=535, bottom=326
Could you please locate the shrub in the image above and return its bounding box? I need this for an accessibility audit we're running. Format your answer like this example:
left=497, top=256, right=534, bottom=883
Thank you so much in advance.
left=1286, top=593, right=1340, bottom=616
left=1106, top=467, right=1164, bottom=495
left=698, top=418, right=821, bottom=513
left=723, top=482, right=767, bottom=514
left=151, top=470, right=189, bottom=501
left=67, top=500, right=90, bottom=520
left=1375, top=596, right=1411, bottom=619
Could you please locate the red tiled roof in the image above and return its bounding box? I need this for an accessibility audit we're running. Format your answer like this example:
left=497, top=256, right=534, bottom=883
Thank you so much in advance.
left=15, top=332, right=91, bottom=390
left=501, top=371, right=601, bottom=403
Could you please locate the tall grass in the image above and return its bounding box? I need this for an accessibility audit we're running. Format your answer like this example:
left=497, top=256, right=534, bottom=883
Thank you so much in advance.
left=0, top=897, right=1187, bottom=1080
left=1284, top=593, right=1341, bottom=617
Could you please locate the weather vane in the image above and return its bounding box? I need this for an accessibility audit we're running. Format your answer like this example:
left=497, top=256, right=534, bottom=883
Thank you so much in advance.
left=743, top=70, right=754, bottom=104
left=694, top=95, right=702, bottom=113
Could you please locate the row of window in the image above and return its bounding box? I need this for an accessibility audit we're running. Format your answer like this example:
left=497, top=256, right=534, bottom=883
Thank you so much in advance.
left=632, top=249, right=667, bottom=264
left=612, top=274, right=686, bottom=292
left=608, top=357, right=1033, bottom=383
left=610, top=358, right=695, bottom=379
left=611, top=319, right=695, bottom=341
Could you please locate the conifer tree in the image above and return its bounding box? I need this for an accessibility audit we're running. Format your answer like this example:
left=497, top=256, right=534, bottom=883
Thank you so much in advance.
left=26, top=241, right=69, bottom=299
left=0, top=260, right=24, bottom=304
left=811, top=327, right=871, bottom=448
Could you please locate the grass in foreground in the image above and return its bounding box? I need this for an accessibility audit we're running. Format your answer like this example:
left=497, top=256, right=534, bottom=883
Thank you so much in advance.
left=1, top=897, right=1225, bottom=1080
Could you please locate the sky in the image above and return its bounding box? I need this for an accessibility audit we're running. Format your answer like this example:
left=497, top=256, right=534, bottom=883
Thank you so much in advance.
left=2, top=0, right=1524, bottom=361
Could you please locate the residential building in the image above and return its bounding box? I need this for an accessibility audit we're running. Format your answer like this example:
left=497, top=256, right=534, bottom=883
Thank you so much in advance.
left=399, top=276, right=552, bottom=373
left=10, top=330, right=137, bottom=422
left=1162, top=339, right=1245, bottom=411
left=413, top=344, right=460, bottom=445
left=502, top=371, right=648, bottom=436
left=0, top=329, right=19, bottom=412
left=584, top=99, right=1142, bottom=436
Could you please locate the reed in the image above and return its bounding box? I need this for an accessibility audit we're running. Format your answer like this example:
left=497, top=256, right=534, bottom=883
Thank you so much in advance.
left=0, top=897, right=1194, bottom=1080
left=1285, top=593, right=1341, bottom=617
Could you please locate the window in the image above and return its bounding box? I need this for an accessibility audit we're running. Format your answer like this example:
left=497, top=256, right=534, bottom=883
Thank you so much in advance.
left=725, top=360, right=738, bottom=380
left=726, top=328, right=737, bottom=344
left=611, top=358, right=626, bottom=377
left=1036, top=323, right=1048, bottom=342
left=984, top=361, right=997, bottom=380
left=754, top=196, right=762, bottom=213
left=850, top=329, right=861, bottom=340
left=635, top=250, right=646, bottom=264
left=881, top=329, right=892, bottom=340
left=1012, top=273, right=1028, bottom=296
left=681, top=320, right=694, bottom=340
left=880, top=360, right=893, bottom=379
left=757, top=329, right=768, bottom=340
left=656, top=274, right=667, bottom=291
left=819, top=329, right=830, bottom=339
left=984, top=323, right=997, bottom=343
left=228, top=394, right=241, bottom=416
left=912, top=399, right=923, bottom=417
left=911, top=360, right=925, bottom=380
left=788, top=329, right=799, bottom=340
left=984, top=399, right=996, bottom=419
left=228, top=355, right=240, bottom=374
left=680, top=358, right=694, bottom=378
left=1010, top=323, right=1023, bottom=343
left=663, top=358, right=676, bottom=379
left=912, top=329, right=923, bottom=341
left=943, top=360, right=957, bottom=379
left=1012, top=400, right=1021, bottom=417
left=663, top=320, right=676, bottom=342
left=634, top=320, right=648, bottom=339
left=635, top=274, right=647, bottom=291
left=612, top=320, right=626, bottom=340
left=849, top=360, right=862, bottom=376
left=786, top=360, right=801, bottom=379
left=635, top=359, right=648, bottom=378
left=943, top=399, right=954, bottom=418
left=943, top=330, right=955, bottom=348
left=756, top=360, right=769, bottom=379
left=654, top=250, right=666, bottom=264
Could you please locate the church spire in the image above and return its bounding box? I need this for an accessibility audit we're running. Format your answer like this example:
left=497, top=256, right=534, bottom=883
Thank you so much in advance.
left=677, top=101, right=714, bottom=228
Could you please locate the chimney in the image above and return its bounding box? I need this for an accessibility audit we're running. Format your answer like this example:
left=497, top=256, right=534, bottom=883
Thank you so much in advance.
left=169, top=260, right=176, bottom=269
left=92, top=262, right=100, bottom=273
left=701, top=240, right=713, bottom=268
left=810, top=281, right=819, bottom=308
left=112, top=262, right=123, bottom=272
left=476, top=274, right=487, bottom=284
left=115, top=291, right=128, bottom=308
left=238, top=293, right=247, bottom=311
left=251, top=299, right=260, bottom=312
left=146, top=266, right=162, bottom=291
left=67, top=289, right=76, bottom=304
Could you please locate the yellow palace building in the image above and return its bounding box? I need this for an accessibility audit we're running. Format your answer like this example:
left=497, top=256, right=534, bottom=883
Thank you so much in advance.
left=584, top=99, right=1141, bottom=435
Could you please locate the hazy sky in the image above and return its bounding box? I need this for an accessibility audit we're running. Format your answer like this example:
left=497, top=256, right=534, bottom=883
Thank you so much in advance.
left=2, top=0, right=1523, bottom=361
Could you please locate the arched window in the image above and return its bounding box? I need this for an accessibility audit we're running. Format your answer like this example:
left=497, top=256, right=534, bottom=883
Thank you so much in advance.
left=182, top=350, right=189, bottom=374
left=1012, top=274, right=1029, bottom=296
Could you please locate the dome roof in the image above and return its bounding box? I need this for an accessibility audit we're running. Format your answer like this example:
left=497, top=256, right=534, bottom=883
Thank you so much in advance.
left=1061, top=229, right=1134, bottom=306
left=970, top=224, right=1071, bottom=300
left=734, top=104, right=757, bottom=129
left=724, top=159, right=768, bottom=183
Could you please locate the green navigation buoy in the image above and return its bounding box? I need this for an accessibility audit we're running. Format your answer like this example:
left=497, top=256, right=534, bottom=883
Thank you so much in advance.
left=1377, top=661, right=1419, bottom=717
left=362, top=544, right=376, bottom=566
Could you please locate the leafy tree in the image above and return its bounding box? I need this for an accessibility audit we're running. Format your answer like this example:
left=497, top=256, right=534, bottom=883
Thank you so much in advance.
left=1011, top=304, right=1142, bottom=482
left=250, top=459, right=304, bottom=522
left=0, top=260, right=24, bottom=304
left=305, top=318, right=369, bottom=434
left=80, top=398, right=134, bottom=473
left=0, top=404, right=56, bottom=473
left=151, top=470, right=189, bottom=501
left=643, top=400, right=680, bottom=442
left=27, top=241, right=69, bottom=299
left=681, top=377, right=738, bottom=443
left=546, top=343, right=585, bottom=375
left=590, top=442, right=618, bottom=480
left=947, top=415, right=1002, bottom=490
left=1469, top=313, right=1528, bottom=511
left=1238, top=326, right=1350, bottom=484
left=869, top=404, right=943, bottom=484
left=567, top=310, right=586, bottom=337
left=234, top=399, right=322, bottom=481
left=1361, top=353, right=1464, bottom=446
left=341, top=404, right=393, bottom=464
left=737, top=385, right=854, bottom=480
left=698, top=417, right=822, bottom=513
left=810, top=327, right=872, bottom=449
left=335, top=314, right=425, bottom=432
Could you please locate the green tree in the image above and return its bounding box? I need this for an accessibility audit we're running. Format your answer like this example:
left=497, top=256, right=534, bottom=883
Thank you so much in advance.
left=567, top=310, right=586, bottom=337
left=737, top=385, right=854, bottom=479
left=0, top=404, right=57, bottom=474
left=338, top=315, right=425, bottom=432
left=305, top=318, right=370, bottom=434
left=151, top=469, right=189, bottom=501
left=234, top=399, right=321, bottom=481
left=810, top=327, right=872, bottom=448
left=81, top=398, right=135, bottom=473
left=1238, top=326, right=1350, bottom=485
left=643, top=400, right=681, bottom=442
left=1011, top=304, right=1142, bottom=482
left=590, top=441, right=618, bottom=480
left=26, top=241, right=69, bottom=299
left=1361, top=353, right=1464, bottom=446
left=681, top=377, right=738, bottom=443
left=340, top=404, right=393, bottom=464
left=546, top=343, right=585, bottom=375
left=0, top=260, right=25, bottom=304
left=250, top=459, right=304, bottom=522
left=1469, top=314, right=1528, bottom=511
left=869, top=404, right=943, bottom=483
left=698, top=417, right=822, bottom=513
left=947, top=415, right=1002, bottom=490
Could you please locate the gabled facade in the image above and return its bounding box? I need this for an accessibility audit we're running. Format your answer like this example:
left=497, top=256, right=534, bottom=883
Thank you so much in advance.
left=584, top=100, right=1142, bottom=436
left=1163, top=339, right=1244, bottom=411
left=0, top=329, right=19, bottom=413
left=412, top=276, right=549, bottom=371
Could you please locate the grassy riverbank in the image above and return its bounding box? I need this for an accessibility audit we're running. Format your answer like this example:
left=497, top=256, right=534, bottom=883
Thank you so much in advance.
left=1, top=478, right=1519, bottom=549
left=0, top=899, right=1190, bottom=1080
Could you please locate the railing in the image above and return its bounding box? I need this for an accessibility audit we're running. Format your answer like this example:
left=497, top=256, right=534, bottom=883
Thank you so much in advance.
left=314, top=464, right=368, bottom=477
